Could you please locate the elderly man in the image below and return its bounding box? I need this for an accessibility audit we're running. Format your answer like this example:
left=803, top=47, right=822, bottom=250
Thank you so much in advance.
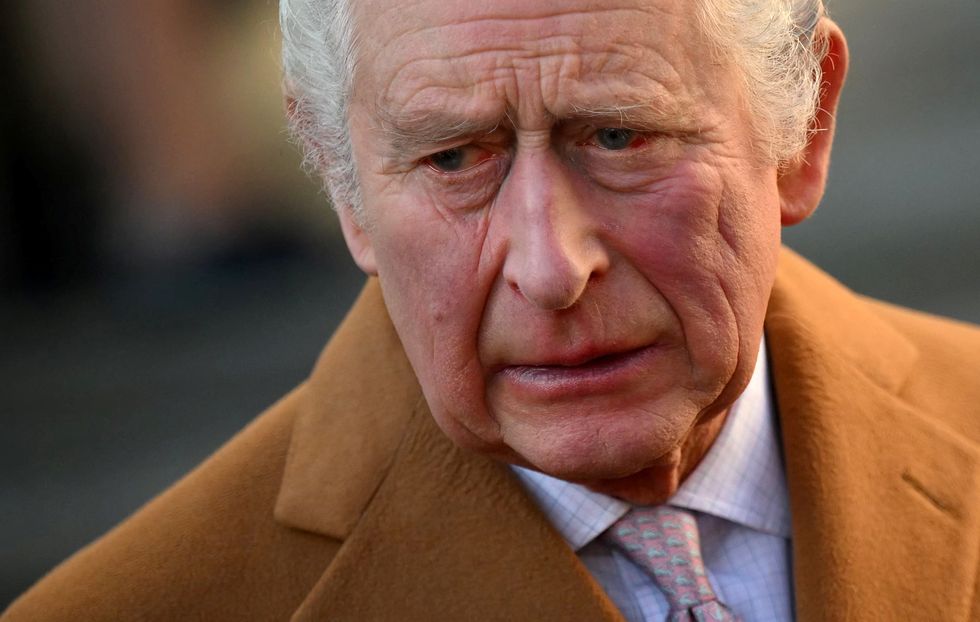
left=5, top=0, right=980, bottom=620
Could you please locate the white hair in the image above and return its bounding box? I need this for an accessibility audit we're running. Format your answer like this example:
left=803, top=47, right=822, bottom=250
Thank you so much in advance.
left=695, top=0, right=828, bottom=163
left=281, top=0, right=362, bottom=215
left=280, top=0, right=827, bottom=216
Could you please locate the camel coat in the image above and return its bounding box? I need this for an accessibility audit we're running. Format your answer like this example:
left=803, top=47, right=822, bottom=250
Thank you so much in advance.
left=4, top=248, right=980, bottom=621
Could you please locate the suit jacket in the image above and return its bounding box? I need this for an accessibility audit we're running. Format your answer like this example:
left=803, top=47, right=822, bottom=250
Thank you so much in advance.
left=4, top=248, right=980, bottom=621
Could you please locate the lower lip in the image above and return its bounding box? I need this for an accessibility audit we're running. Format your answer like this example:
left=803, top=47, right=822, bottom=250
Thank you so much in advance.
left=496, top=345, right=662, bottom=400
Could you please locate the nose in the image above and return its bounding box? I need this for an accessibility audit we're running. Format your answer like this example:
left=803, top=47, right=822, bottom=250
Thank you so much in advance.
left=497, top=149, right=609, bottom=311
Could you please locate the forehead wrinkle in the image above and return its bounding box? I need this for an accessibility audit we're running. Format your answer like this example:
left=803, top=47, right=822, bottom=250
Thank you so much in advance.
left=374, top=22, right=633, bottom=92
left=361, top=0, right=682, bottom=85
left=378, top=46, right=670, bottom=118
left=363, top=2, right=711, bottom=153
left=372, top=3, right=677, bottom=42
left=371, top=54, right=509, bottom=150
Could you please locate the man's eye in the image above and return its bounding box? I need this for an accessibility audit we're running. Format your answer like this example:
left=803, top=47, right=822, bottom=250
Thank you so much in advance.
left=423, top=145, right=494, bottom=173
left=594, top=128, right=642, bottom=150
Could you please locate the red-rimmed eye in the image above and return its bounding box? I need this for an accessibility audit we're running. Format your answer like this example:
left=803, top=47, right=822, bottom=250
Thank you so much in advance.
left=424, top=145, right=495, bottom=173
left=594, top=128, right=645, bottom=150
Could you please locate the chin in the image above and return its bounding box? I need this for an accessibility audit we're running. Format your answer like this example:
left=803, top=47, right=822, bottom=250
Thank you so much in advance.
left=582, top=465, right=683, bottom=505
left=501, top=412, right=689, bottom=485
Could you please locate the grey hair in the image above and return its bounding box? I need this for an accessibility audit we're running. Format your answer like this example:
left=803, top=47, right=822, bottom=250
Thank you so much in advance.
left=280, top=0, right=362, bottom=215
left=695, top=0, right=828, bottom=163
left=280, top=0, right=827, bottom=216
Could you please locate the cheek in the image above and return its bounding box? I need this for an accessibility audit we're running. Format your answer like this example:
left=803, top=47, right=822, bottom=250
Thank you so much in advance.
left=613, top=161, right=733, bottom=291
left=368, top=193, right=502, bottom=434
left=374, top=207, right=487, bottom=351
left=617, top=158, right=778, bottom=293
left=606, top=159, right=779, bottom=384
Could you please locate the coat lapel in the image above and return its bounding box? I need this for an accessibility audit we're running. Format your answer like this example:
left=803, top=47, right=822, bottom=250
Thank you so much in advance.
left=767, top=250, right=980, bottom=621
left=277, top=279, right=622, bottom=621
left=274, top=280, right=421, bottom=540
left=291, top=401, right=623, bottom=621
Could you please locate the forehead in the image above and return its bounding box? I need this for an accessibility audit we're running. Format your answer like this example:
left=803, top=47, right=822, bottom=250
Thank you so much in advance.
left=351, top=0, right=730, bottom=128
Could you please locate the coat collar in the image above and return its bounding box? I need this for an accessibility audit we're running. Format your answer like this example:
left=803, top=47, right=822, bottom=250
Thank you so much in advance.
left=276, top=280, right=623, bottom=620
left=274, top=281, right=422, bottom=540
left=767, top=249, right=980, bottom=621
left=276, top=248, right=980, bottom=620
left=289, top=400, right=624, bottom=621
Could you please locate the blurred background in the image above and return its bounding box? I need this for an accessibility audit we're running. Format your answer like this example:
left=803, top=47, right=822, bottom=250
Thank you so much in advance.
left=1, top=0, right=977, bottom=608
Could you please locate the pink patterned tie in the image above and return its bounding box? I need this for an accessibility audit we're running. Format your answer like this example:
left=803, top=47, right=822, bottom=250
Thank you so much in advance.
left=605, top=507, right=741, bottom=622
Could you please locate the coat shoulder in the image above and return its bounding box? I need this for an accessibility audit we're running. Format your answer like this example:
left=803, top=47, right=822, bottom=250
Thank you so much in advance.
left=2, top=385, right=340, bottom=622
left=866, top=296, right=980, bottom=359
left=771, top=248, right=979, bottom=442
left=865, top=298, right=980, bottom=442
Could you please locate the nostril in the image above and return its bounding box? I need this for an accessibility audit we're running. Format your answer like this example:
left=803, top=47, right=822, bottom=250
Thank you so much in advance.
left=510, top=282, right=522, bottom=295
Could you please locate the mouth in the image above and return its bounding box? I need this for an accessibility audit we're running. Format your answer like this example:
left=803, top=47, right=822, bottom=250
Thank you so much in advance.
left=495, top=344, right=662, bottom=400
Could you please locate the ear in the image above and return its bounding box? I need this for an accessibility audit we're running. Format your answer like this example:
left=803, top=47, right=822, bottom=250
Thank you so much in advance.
left=337, top=204, right=379, bottom=275
left=778, top=18, right=849, bottom=226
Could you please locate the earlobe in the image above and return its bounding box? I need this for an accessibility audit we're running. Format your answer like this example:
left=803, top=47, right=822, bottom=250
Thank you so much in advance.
left=337, top=206, right=379, bottom=276
left=778, top=18, right=849, bottom=226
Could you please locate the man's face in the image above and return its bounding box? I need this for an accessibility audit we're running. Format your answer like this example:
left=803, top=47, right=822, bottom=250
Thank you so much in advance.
left=343, top=0, right=784, bottom=495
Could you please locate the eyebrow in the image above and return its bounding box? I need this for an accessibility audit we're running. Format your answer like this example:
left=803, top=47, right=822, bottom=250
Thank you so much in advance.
left=569, top=100, right=696, bottom=130
left=376, top=97, right=699, bottom=155
left=378, top=109, right=504, bottom=156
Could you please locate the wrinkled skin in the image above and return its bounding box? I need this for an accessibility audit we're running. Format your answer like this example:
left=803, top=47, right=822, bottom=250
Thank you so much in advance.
left=335, top=0, right=846, bottom=503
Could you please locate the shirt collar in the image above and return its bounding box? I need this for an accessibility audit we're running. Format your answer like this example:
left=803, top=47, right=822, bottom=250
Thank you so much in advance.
left=670, top=337, right=792, bottom=538
left=510, top=338, right=791, bottom=552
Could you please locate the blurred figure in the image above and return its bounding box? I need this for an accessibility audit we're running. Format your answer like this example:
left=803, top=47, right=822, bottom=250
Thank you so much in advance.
left=0, top=0, right=360, bottom=610
left=6, top=0, right=328, bottom=290
left=0, top=4, right=103, bottom=295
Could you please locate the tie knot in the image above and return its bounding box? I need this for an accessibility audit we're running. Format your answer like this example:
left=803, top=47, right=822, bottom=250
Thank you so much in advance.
left=606, top=507, right=740, bottom=621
